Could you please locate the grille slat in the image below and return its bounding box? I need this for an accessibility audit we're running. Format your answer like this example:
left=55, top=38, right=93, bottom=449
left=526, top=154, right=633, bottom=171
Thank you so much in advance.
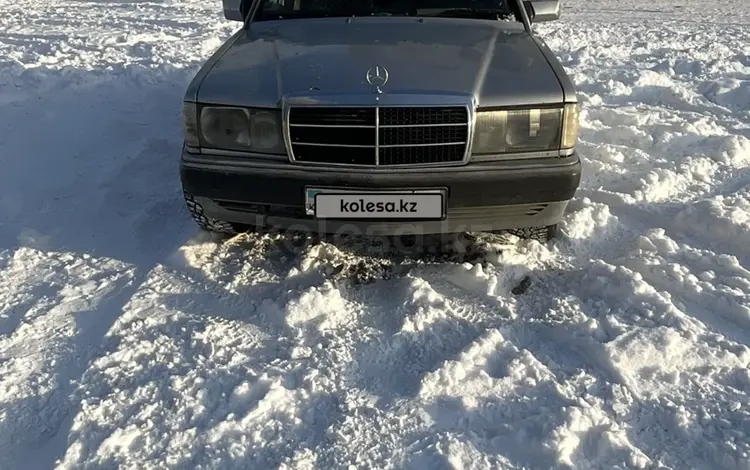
left=292, top=145, right=376, bottom=166
left=380, top=124, right=467, bottom=146
left=289, top=107, right=375, bottom=126
left=288, top=106, right=469, bottom=166
left=380, top=144, right=466, bottom=166
left=381, top=107, right=467, bottom=126
left=292, top=126, right=375, bottom=146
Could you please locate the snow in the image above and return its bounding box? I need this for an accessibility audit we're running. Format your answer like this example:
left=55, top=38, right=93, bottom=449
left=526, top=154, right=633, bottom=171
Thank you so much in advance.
left=1, top=0, right=750, bottom=469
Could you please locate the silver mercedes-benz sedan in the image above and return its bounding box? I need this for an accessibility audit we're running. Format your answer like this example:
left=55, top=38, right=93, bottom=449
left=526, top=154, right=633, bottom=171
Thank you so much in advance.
left=180, top=0, right=581, bottom=242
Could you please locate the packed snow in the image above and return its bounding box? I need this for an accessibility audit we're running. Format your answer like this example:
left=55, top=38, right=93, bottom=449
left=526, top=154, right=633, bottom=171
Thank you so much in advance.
left=1, top=0, right=749, bottom=469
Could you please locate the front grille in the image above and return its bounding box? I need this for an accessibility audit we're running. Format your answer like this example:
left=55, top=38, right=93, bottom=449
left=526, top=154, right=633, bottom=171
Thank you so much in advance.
left=288, top=106, right=469, bottom=166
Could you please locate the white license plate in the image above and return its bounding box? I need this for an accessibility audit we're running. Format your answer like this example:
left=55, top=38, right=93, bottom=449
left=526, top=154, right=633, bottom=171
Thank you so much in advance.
left=305, top=188, right=444, bottom=220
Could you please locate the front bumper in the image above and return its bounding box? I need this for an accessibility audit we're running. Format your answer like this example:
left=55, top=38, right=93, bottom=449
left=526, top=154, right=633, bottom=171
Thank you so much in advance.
left=180, top=148, right=582, bottom=235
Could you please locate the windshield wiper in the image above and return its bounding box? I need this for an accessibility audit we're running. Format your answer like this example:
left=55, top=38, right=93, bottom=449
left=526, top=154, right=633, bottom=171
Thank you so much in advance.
left=257, top=6, right=514, bottom=22
left=258, top=8, right=400, bottom=20
left=418, top=7, right=513, bottom=20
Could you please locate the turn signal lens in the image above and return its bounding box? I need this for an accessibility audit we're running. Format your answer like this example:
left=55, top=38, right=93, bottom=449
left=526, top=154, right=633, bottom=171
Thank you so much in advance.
left=183, top=102, right=200, bottom=147
left=561, top=103, right=580, bottom=150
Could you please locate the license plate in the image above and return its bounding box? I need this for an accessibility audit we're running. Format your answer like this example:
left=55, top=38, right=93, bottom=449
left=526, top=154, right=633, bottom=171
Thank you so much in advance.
left=305, top=188, right=444, bottom=220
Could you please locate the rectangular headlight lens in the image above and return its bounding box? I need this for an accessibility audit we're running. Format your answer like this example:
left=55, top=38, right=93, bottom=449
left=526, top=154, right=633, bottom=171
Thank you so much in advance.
left=561, top=103, right=580, bottom=150
left=199, top=106, right=286, bottom=155
left=471, top=108, right=563, bottom=155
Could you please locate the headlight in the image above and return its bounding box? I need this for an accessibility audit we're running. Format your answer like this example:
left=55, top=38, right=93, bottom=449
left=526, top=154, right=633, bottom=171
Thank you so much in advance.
left=471, top=105, right=578, bottom=156
left=198, top=106, right=286, bottom=154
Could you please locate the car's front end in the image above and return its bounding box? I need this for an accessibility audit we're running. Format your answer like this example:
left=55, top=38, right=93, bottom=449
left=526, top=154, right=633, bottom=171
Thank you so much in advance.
left=180, top=0, right=581, bottom=240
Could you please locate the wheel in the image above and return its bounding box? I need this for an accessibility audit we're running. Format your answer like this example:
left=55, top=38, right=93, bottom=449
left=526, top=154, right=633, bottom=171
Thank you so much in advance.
left=504, top=224, right=558, bottom=243
left=183, top=191, right=243, bottom=235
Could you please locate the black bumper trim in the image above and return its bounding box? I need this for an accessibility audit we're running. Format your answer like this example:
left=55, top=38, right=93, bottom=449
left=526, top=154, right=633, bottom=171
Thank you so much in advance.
left=180, top=151, right=582, bottom=209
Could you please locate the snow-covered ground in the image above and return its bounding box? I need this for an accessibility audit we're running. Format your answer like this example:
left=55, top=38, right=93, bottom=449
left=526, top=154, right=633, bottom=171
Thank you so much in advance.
left=1, top=0, right=749, bottom=468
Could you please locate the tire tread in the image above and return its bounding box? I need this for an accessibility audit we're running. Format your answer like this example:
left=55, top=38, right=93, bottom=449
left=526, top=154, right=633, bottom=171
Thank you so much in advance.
left=183, top=191, right=239, bottom=235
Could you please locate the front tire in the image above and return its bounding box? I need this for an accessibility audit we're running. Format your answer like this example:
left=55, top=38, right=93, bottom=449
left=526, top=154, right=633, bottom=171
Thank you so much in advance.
left=504, top=224, right=558, bottom=243
left=183, top=191, right=242, bottom=235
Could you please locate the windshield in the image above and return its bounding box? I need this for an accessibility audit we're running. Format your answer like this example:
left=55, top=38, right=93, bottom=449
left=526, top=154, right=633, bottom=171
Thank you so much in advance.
left=254, top=0, right=522, bottom=22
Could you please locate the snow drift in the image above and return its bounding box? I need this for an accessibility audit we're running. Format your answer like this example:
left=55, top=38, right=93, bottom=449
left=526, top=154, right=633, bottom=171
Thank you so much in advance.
left=1, top=0, right=749, bottom=469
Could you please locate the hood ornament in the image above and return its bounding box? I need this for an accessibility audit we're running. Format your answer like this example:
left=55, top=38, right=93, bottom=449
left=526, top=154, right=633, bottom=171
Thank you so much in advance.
left=365, top=65, right=389, bottom=94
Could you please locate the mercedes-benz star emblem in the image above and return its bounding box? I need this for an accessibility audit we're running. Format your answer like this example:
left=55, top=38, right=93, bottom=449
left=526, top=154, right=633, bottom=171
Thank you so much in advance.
left=365, top=66, right=389, bottom=92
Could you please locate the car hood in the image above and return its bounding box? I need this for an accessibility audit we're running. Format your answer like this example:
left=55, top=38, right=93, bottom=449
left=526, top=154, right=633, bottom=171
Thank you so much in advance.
left=197, top=17, right=563, bottom=108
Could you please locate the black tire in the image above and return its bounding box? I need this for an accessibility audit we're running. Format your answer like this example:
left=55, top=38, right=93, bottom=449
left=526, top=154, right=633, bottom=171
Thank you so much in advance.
left=183, top=191, right=242, bottom=235
left=504, top=224, right=558, bottom=243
